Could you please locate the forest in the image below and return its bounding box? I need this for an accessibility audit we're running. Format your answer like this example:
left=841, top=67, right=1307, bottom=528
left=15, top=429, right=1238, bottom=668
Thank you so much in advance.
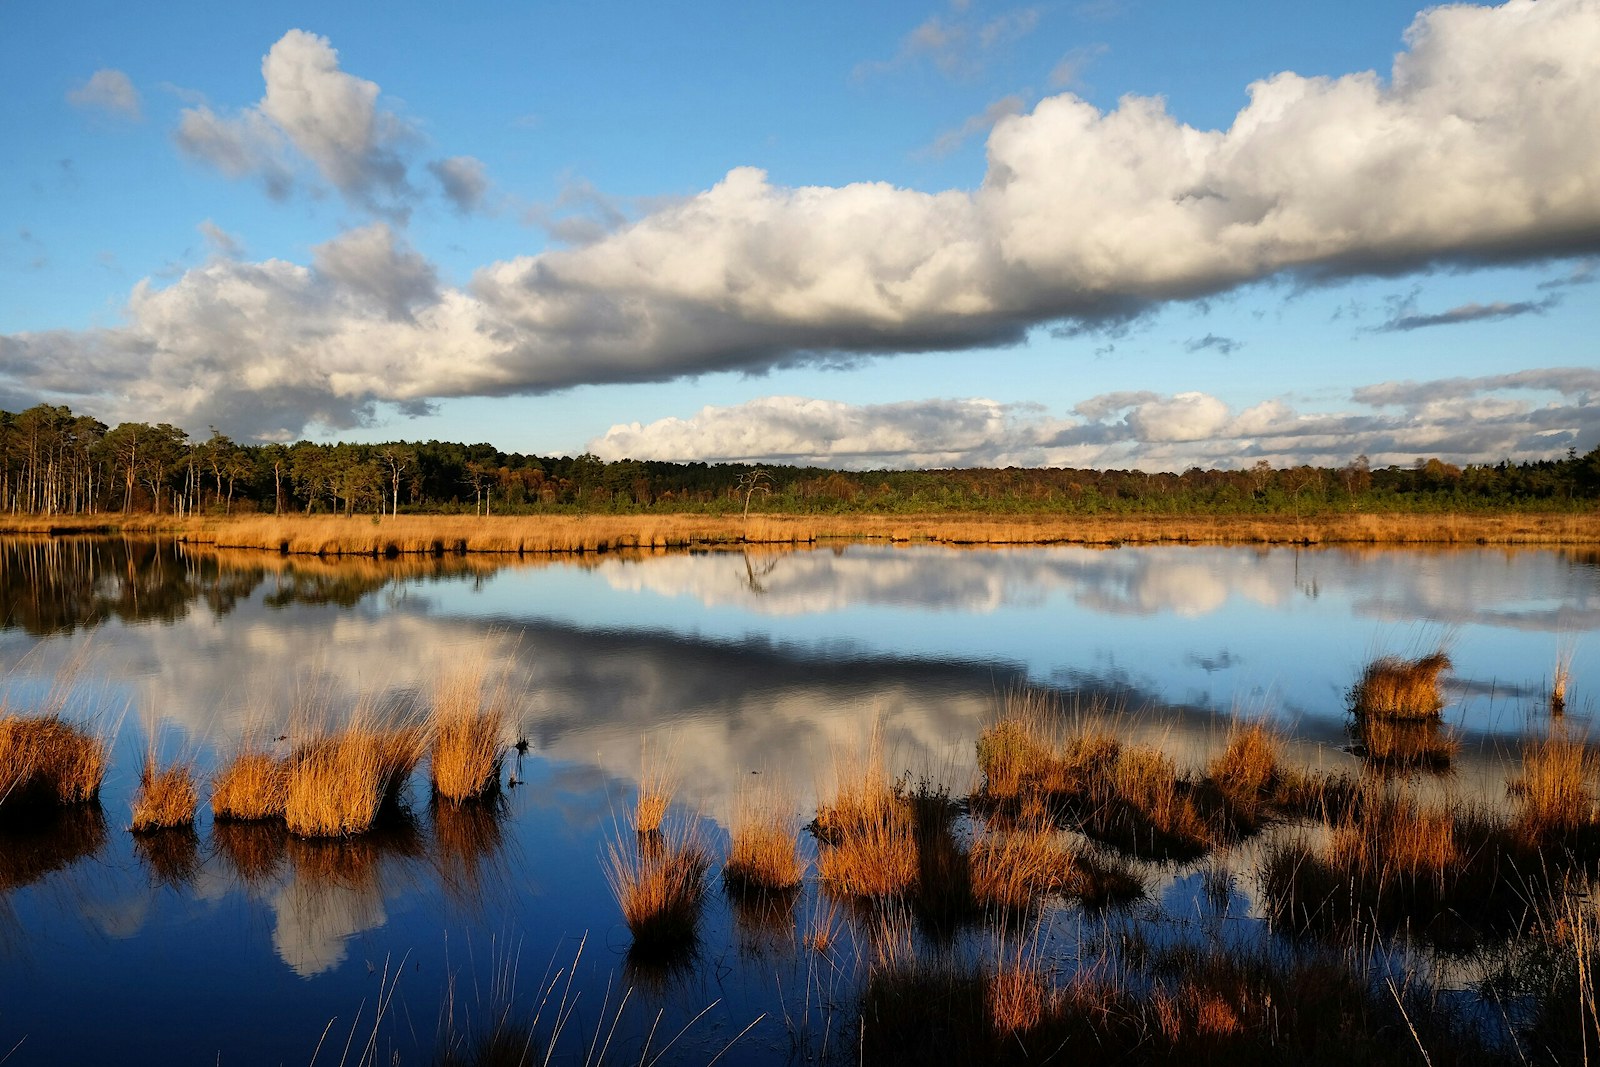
left=3, top=402, right=1598, bottom=517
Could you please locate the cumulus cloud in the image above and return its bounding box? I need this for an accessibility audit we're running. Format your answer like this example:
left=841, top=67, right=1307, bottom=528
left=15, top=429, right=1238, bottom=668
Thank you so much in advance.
left=7, top=1, right=1600, bottom=438
left=427, top=155, right=489, bottom=214
left=175, top=30, right=414, bottom=216
left=586, top=369, right=1600, bottom=470
left=590, top=396, right=1070, bottom=467
left=68, top=69, right=142, bottom=120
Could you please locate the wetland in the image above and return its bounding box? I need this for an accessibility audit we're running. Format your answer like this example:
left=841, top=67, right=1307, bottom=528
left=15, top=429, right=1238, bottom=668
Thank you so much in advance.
left=1, top=535, right=1597, bottom=1065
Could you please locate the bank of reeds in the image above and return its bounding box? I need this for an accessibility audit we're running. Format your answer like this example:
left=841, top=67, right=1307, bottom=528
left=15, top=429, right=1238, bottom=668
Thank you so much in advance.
left=0, top=713, right=106, bottom=812
left=1349, top=650, right=1452, bottom=720
left=126, top=511, right=1600, bottom=558
left=430, top=665, right=508, bottom=804
left=129, top=758, right=198, bottom=832
left=814, top=727, right=920, bottom=901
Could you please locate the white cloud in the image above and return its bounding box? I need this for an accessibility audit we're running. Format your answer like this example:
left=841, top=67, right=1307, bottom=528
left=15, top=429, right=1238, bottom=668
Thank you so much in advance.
left=175, top=30, right=413, bottom=215
left=584, top=369, right=1600, bottom=471
left=68, top=69, right=142, bottom=120
left=7, top=1, right=1600, bottom=439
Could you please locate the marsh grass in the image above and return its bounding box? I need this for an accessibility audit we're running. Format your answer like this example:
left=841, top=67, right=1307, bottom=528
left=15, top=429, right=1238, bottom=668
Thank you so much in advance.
left=129, top=758, right=198, bottom=831
left=1552, top=639, right=1576, bottom=716
left=1349, top=650, right=1452, bottom=720
left=967, top=815, right=1074, bottom=914
left=723, top=784, right=804, bottom=893
left=430, top=664, right=509, bottom=804
left=211, top=748, right=289, bottom=820
left=1509, top=732, right=1599, bottom=847
left=284, top=717, right=428, bottom=838
left=604, top=820, right=711, bottom=955
left=0, top=713, right=107, bottom=812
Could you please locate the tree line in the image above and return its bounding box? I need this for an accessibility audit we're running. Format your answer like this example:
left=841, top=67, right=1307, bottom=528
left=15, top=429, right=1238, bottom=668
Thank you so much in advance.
left=2, top=402, right=1597, bottom=518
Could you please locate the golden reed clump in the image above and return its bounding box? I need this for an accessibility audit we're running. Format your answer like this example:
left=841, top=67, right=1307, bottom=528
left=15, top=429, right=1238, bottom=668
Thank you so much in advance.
left=605, top=822, right=710, bottom=951
left=129, top=759, right=198, bottom=832
left=723, top=785, right=804, bottom=893
left=430, top=666, right=508, bottom=804
left=282, top=724, right=426, bottom=838
left=1349, top=651, right=1452, bottom=720
left=211, top=750, right=289, bottom=821
left=0, top=713, right=106, bottom=810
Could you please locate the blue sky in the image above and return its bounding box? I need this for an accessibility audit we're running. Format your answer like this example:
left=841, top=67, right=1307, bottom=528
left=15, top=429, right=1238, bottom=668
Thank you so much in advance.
left=2, top=0, right=1596, bottom=470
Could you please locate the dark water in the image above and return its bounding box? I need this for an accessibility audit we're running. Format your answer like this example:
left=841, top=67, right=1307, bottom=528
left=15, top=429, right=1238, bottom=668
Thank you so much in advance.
left=0, top=537, right=1595, bottom=1064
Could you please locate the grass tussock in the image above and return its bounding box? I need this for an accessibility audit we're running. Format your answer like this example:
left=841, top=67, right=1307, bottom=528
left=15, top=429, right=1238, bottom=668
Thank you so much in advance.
left=430, top=666, right=508, bottom=804
left=723, top=785, right=804, bottom=893
left=210, top=749, right=288, bottom=820
left=129, top=758, right=198, bottom=832
left=968, top=816, right=1075, bottom=913
left=1552, top=640, right=1575, bottom=715
left=0, top=713, right=107, bottom=811
left=604, top=822, right=710, bottom=954
left=1349, top=650, right=1452, bottom=720
left=283, top=723, right=427, bottom=838
left=1510, top=733, right=1599, bottom=846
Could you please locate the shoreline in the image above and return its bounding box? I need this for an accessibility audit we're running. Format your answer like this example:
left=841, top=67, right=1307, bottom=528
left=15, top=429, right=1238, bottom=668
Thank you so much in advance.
left=1, top=510, right=1597, bottom=554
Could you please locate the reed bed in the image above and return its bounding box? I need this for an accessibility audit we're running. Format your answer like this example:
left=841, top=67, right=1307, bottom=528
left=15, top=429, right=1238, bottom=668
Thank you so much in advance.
left=430, top=666, right=508, bottom=804
left=604, top=821, right=711, bottom=954
left=1509, top=732, right=1599, bottom=846
left=0, top=713, right=106, bottom=811
left=1349, top=650, right=1452, bottom=720
left=150, top=511, right=1600, bottom=558
left=129, top=759, right=198, bottom=832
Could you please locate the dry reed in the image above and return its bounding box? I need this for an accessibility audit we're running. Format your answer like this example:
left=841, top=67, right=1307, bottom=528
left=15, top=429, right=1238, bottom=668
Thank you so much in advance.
left=723, top=785, right=804, bottom=893
left=210, top=749, right=288, bottom=820
left=634, top=737, right=678, bottom=835
left=0, top=713, right=106, bottom=810
left=1349, top=651, right=1452, bottom=720
left=1510, top=733, right=1598, bottom=844
left=129, top=758, right=198, bottom=832
left=604, top=822, right=710, bottom=952
left=430, top=665, right=508, bottom=804
left=283, top=723, right=426, bottom=837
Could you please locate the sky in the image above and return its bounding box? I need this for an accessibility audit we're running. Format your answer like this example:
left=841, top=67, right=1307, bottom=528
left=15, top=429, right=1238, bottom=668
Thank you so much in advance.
left=1, top=0, right=1597, bottom=471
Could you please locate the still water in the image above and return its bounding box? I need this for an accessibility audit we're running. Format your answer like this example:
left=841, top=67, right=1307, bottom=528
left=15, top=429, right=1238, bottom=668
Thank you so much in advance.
left=0, top=538, right=1595, bottom=1064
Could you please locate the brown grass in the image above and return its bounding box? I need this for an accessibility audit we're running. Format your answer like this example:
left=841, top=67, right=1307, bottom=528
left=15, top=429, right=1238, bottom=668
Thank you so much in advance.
left=283, top=723, right=426, bottom=837
left=0, top=713, right=107, bottom=810
left=723, top=785, right=804, bottom=893
left=968, top=818, right=1075, bottom=913
left=430, top=666, right=508, bottom=804
left=1349, top=651, right=1452, bottom=720
left=211, top=749, right=288, bottom=820
left=604, top=822, right=710, bottom=952
left=1553, top=641, right=1575, bottom=715
left=129, top=759, right=198, bottom=831
left=1510, top=733, right=1598, bottom=844
left=106, top=511, right=1600, bottom=557
left=817, top=803, right=920, bottom=900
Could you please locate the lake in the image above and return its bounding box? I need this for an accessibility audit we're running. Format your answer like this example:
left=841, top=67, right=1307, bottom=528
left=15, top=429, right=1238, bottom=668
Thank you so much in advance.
left=0, top=537, right=1595, bottom=1064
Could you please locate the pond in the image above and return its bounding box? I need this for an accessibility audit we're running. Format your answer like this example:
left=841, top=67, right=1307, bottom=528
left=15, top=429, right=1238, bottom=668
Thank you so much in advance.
left=0, top=537, right=1596, bottom=1064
